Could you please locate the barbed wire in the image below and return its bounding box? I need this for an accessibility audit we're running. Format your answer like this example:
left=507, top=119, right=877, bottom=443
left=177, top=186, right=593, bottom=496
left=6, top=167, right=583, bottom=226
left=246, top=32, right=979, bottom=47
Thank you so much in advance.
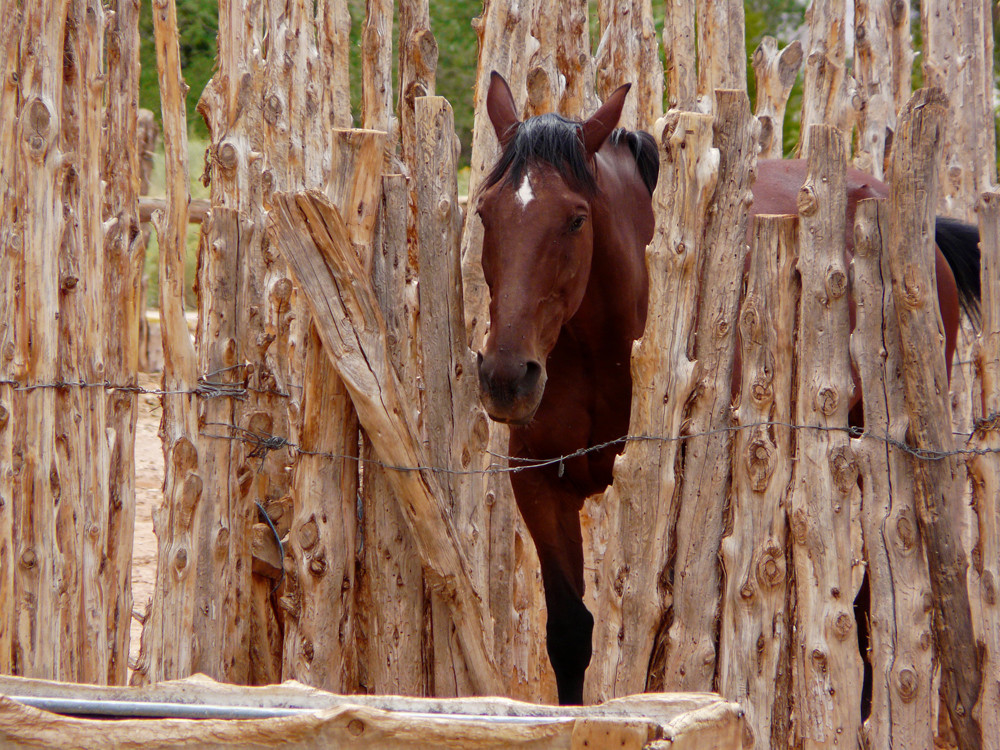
left=5, top=374, right=1000, bottom=476
left=202, top=415, right=1000, bottom=479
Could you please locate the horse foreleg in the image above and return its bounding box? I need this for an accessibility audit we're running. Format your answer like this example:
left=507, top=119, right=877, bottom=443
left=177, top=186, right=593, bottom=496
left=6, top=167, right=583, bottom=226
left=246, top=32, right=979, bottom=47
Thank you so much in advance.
left=510, top=466, right=593, bottom=705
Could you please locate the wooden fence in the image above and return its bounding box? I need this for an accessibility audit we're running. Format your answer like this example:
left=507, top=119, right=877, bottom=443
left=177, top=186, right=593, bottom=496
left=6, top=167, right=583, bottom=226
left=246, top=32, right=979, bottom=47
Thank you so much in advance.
left=0, top=0, right=998, bottom=748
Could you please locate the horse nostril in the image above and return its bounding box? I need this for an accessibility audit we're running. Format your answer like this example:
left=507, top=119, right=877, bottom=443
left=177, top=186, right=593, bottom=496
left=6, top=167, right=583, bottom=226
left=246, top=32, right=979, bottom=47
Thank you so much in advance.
left=523, top=360, right=542, bottom=391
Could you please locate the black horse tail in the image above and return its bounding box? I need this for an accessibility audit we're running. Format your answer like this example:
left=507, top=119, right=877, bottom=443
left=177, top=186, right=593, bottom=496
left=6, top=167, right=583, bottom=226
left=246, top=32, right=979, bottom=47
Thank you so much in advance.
left=936, top=216, right=981, bottom=328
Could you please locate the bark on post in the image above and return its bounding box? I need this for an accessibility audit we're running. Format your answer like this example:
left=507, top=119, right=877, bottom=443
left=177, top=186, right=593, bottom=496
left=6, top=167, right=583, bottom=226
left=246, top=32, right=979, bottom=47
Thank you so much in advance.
left=0, top=0, right=20, bottom=675
left=361, top=174, right=428, bottom=696
left=585, top=112, right=719, bottom=703
left=853, top=0, right=896, bottom=178
left=362, top=0, right=394, bottom=134
left=788, top=124, right=863, bottom=747
left=886, top=88, right=981, bottom=750
left=268, top=190, right=503, bottom=697
left=655, top=90, right=757, bottom=693
left=853, top=199, right=935, bottom=749
left=921, top=0, right=995, bottom=220
left=718, top=215, right=798, bottom=750
left=414, top=96, right=493, bottom=697
left=799, top=0, right=855, bottom=155
left=696, top=0, right=747, bottom=112
left=663, top=0, right=697, bottom=111
left=971, top=188, right=1000, bottom=750
left=15, top=0, right=72, bottom=681
left=281, top=130, right=385, bottom=692
left=397, top=0, right=436, bottom=172
left=102, top=0, right=144, bottom=685
left=752, top=37, right=803, bottom=159
left=133, top=0, right=201, bottom=686
left=594, top=0, right=663, bottom=129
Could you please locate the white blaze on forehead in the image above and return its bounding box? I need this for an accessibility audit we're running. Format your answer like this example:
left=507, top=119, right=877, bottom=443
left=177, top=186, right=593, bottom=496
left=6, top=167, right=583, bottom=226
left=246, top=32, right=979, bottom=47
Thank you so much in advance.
left=515, top=171, right=534, bottom=208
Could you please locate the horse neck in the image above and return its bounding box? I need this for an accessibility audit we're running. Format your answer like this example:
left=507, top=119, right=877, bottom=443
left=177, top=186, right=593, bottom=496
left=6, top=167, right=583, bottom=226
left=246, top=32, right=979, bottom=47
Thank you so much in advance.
left=567, top=152, right=651, bottom=356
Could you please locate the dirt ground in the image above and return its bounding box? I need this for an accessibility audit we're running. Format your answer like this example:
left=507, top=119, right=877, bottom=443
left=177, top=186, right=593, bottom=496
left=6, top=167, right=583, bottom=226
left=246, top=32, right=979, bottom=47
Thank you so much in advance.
left=130, top=372, right=164, bottom=670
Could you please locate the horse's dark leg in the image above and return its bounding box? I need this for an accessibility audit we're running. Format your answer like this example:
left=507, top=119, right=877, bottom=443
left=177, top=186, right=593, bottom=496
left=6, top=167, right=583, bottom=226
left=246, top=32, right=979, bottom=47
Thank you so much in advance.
left=510, top=465, right=593, bottom=705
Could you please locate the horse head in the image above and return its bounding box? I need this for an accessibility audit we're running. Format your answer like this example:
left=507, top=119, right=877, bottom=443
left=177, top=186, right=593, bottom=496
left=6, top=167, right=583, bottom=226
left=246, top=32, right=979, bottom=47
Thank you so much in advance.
left=476, top=72, right=631, bottom=424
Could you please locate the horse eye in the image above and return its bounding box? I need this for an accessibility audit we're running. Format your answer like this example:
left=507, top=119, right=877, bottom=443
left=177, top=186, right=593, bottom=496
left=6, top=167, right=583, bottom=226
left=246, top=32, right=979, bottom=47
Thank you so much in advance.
left=569, top=215, right=586, bottom=232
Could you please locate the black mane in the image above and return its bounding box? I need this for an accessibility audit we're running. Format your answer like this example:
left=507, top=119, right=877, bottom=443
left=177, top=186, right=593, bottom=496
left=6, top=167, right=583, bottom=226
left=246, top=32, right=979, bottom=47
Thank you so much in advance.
left=482, top=113, right=659, bottom=198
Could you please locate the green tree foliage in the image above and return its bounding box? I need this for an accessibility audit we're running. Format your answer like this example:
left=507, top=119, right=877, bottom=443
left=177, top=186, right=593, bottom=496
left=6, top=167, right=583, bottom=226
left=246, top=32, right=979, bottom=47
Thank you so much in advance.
left=139, top=0, right=218, bottom=138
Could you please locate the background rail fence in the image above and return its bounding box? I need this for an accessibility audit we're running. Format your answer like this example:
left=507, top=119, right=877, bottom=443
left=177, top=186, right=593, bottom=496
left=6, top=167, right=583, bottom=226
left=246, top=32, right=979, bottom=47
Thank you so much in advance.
left=0, top=0, right=998, bottom=748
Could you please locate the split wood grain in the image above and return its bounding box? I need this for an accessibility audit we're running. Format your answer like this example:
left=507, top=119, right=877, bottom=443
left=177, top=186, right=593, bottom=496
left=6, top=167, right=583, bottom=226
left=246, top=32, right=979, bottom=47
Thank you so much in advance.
left=268, top=189, right=502, bottom=696
left=788, top=124, right=864, bottom=748
left=853, top=199, right=935, bottom=749
left=752, top=36, right=803, bottom=159
left=0, top=0, right=20, bottom=676
left=586, top=112, right=718, bottom=702
left=134, top=0, right=201, bottom=687
left=971, top=188, right=1000, bottom=750
left=594, top=0, right=663, bottom=129
left=886, top=87, right=981, bottom=750
left=718, top=214, right=798, bottom=750
left=655, top=90, right=757, bottom=694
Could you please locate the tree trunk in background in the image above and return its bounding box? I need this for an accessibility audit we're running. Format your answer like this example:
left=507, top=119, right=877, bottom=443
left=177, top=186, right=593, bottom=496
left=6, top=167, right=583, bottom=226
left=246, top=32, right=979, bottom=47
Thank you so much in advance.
left=752, top=37, right=802, bottom=159
left=718, top=215, right=798, bottom=750
left=664, top=0, right=697, bottom=111
left=398, top=0, right=436, bottom=172
left=362, top=0, right=395, bottom=135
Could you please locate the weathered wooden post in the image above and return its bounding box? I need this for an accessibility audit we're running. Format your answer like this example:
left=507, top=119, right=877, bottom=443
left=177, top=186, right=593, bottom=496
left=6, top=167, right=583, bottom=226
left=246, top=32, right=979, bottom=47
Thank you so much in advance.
left=886, top=88, right=981, bottom=750
left=970, top=188, right=1000, bottom=750
left=788, top=124, right=864, bottom=746
left=654, top=91, right=756, bottom=694
left=0, top=0, right=19, bottom=676
left=664, top=0, right=697, bottom=111
left=853, top=0, right=896, bottom=178
left=133, top=0, right=201, bottom=687
left=799, top=1, right=855, bottom=154
left=267, top=189, right=503, bottom=696
left=586, top=111, right=719, bottom=702
left=853, top=199, right=936, bottom=748
left=751, top=36, right=802, bottom=159
left=718, top=214, right=798, bottom=749
left=280, top=130, right=385, bottom=693
left=921, top=0, right=995, bottom=220
left=594, top=0, right=663, bottom=128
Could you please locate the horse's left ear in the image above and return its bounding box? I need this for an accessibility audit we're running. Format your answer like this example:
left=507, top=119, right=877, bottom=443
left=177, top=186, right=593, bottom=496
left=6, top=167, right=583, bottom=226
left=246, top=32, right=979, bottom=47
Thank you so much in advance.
left=581, top=83, right=631, bottom=154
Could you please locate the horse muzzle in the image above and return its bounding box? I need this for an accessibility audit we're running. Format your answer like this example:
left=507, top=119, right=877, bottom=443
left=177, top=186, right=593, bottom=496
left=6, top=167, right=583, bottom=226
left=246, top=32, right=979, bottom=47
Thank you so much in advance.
left=477, top=351, right=546, bottom=425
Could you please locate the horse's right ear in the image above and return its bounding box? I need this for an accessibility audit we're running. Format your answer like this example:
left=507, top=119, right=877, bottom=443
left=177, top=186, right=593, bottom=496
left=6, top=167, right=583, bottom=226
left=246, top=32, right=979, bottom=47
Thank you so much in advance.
left=487, top=72, right=520, bottom=148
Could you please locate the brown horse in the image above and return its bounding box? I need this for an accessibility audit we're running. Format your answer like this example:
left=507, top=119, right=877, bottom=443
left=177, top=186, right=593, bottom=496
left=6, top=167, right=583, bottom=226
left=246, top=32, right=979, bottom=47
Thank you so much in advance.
left=475, top=72, right=980, bottom=704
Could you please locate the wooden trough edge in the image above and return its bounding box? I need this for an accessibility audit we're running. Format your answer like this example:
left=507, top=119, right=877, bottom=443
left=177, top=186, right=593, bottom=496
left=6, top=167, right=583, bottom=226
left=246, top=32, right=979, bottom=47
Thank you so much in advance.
left=0, top=674, right=743, bottom=749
